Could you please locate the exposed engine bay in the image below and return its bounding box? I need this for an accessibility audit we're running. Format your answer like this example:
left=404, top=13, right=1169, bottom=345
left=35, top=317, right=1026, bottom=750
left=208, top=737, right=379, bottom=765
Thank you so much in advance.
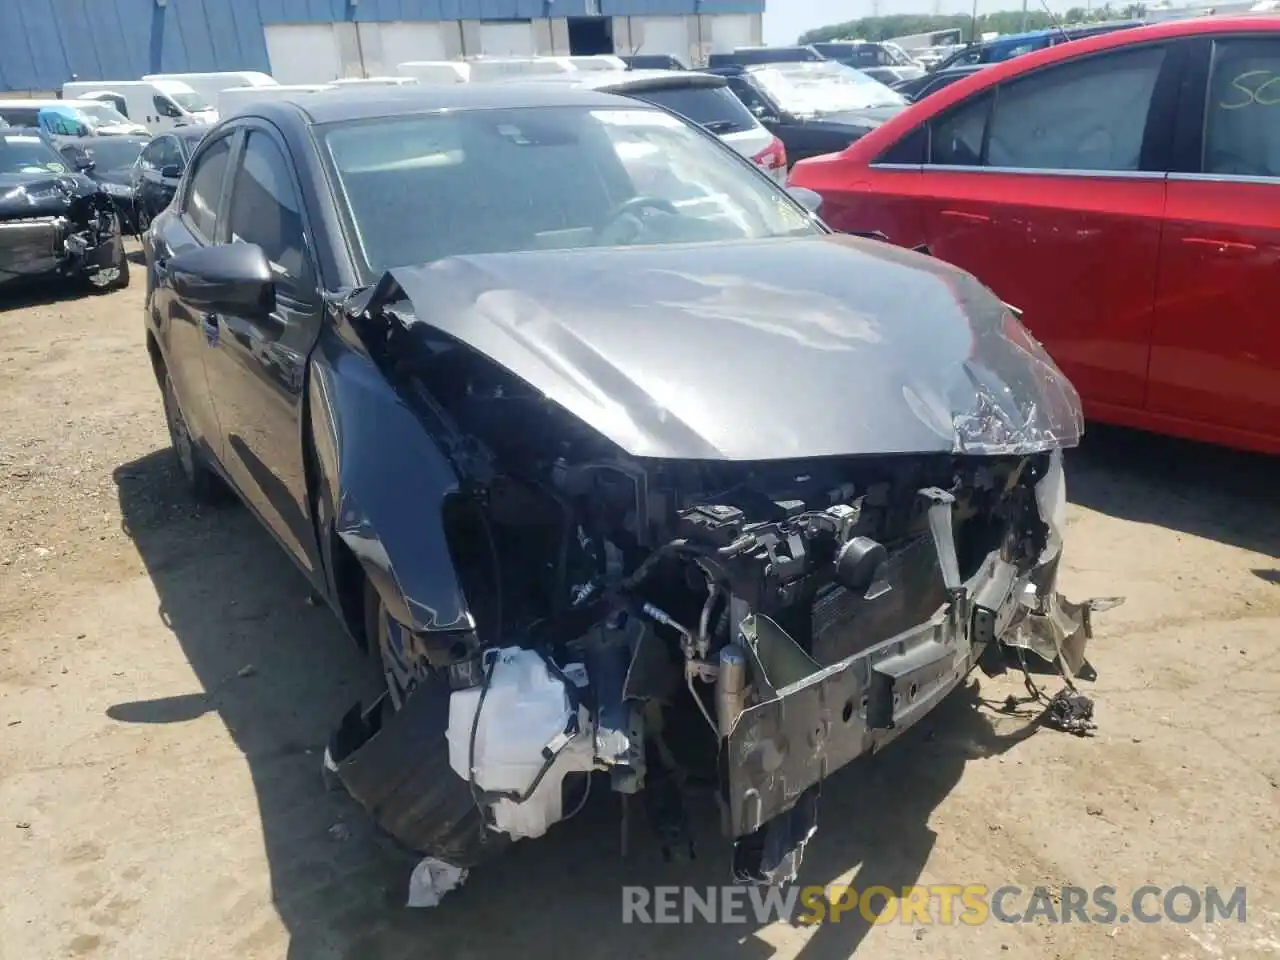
left=0, top=177, right=123, bottom=288
left=326, top=306, right=1114, bottom=887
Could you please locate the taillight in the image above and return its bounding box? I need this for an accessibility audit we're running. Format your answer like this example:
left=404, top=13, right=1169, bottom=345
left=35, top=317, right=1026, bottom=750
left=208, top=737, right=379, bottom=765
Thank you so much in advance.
left=752, top=137, right=788, bottom=182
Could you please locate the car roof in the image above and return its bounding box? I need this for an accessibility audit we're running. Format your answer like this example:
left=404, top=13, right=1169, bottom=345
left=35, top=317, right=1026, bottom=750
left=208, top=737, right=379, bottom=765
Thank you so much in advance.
left=498, top=69, right=726, bottom=91
left=56, top=134, right=150, bottom=148
left=247, top=81, right=644, bottom=126
left=844, top=15, right=1280, bottom=156
left=174, top=125, right=213, bottom=143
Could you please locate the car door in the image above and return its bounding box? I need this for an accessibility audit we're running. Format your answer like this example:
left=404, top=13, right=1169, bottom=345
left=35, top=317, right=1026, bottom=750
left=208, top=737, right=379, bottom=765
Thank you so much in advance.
left=908, top=41, right=1184, bottom=412
left=135, top=136, right=178, bottom=224
left=198, top=124, right=326, bottom=576
left=1146, top=33, right=1280, bottom=450
left=724, top=76, right=833, bottom=165
left=150, top=131, right=237, bottom=471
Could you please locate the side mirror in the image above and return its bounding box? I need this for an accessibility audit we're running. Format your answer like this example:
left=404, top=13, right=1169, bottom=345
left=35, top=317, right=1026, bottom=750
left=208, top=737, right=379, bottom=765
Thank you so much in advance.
left=750, top=103, right=778, bottom=123
left=160, top=164, right=183, bottom=180
left=787, top=186, right=824, bottom=216
left=70, top=152, right=96, bottom=173
left=168, top=243, right=275, bottom=319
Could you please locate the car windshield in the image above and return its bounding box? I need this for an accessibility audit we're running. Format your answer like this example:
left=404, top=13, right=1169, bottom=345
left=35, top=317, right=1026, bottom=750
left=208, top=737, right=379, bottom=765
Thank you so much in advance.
left=0, top=132, right=69, bottom=175
left=73, top=102, right=132, bottom=127
left=750, top=62, right=906, bottom=115
left=321, top=105, right=818, bottom=278
left=81, top=137, right=146, bottom=170
left=170, top=90, right=212, bottom=112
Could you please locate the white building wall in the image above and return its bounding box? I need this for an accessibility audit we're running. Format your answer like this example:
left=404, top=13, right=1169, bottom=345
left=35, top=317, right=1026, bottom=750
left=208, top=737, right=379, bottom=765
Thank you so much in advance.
left=265, top=14, right=739, bottom=80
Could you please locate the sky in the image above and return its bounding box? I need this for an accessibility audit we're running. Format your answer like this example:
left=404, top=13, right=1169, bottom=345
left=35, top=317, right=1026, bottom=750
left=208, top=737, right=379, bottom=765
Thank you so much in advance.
left=763, top=0, right=1083, bottom=43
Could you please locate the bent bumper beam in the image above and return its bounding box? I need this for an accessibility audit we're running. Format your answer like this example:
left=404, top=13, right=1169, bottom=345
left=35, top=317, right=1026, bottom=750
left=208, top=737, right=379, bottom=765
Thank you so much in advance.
left=722, top=551, right=1099, bottom=874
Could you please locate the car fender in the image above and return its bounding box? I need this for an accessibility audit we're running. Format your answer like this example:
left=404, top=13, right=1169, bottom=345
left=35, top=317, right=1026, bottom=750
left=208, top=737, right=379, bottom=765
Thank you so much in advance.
left=307, top=333, right=473, bottom=636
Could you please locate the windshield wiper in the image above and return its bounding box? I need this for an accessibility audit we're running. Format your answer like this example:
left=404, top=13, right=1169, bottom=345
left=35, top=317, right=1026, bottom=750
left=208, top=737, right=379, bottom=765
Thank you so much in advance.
left=701, top=119, right=741, bottom=133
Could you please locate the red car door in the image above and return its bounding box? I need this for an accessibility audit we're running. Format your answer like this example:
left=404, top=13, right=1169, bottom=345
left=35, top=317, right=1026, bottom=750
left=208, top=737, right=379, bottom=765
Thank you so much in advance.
left=796, top=41, right=1185, bottom=415
left=1146, top=33, right=1280, bottom=453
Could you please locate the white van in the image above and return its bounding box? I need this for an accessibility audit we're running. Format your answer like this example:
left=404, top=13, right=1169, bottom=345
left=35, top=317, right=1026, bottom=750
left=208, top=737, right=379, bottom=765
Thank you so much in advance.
left=329, top=77, right=419, bottom=87
left=396, top=61, right=471, bottom=84
left=61, top=79, right=218, bottom=134
left=565, top=55, right=628, bottom=71
left=217, top=84, right=333, bottom=118
left=142, top=72, right=277, bottom=108
left=465, top=57, right=575, bottom=82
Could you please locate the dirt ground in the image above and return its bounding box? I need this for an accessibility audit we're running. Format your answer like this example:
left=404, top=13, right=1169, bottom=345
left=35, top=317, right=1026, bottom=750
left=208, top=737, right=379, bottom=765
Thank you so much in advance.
left=1, top=250, right=1278, bottom=960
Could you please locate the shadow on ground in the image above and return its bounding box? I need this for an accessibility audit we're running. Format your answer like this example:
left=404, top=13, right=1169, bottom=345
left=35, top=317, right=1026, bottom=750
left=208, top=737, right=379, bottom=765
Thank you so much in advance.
left=1066, top=425, right=1280, bottom=558
left=108, top=448, right=1043, bottom=959
left=0, top=281, right=110, bottom=312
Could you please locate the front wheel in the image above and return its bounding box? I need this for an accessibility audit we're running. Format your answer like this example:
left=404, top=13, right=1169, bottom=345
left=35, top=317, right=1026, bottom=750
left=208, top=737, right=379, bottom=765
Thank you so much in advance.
left=366, top=580, right=431, bottom=710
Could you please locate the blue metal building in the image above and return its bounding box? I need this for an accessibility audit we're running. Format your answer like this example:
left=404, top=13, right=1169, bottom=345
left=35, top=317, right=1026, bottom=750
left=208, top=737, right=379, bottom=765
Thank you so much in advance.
left=0, top=0, right=766, bottom=92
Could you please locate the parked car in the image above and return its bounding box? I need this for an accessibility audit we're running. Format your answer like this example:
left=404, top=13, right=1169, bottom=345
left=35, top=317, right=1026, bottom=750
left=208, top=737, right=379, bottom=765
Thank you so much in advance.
left=708, top=45, right=826, bottom=67
left=711, top=61, right=909, bottom=164
left=789, top=16, right=1280, bottom=455
left=130, top=125, right=212, bottom=232
left=55, top=135, right=150, bottom=233
left=810, top=41, right=927, bottom=84
left=0, top=127, right=129, bottom=290
left=63, top=99, right=151, bottom=136
left=62, top=80, right=218, bottom=135
left=503, top=69, right=789, bottom=182
left=930, top=21, right=1144, bottom=72
left=0, top=99, right=147, bottom=137
left=890, top=64, right=986, bottom=102
left=143, top=82, right=1100, bottom=886
left=622, top=54, right=688, bottom=70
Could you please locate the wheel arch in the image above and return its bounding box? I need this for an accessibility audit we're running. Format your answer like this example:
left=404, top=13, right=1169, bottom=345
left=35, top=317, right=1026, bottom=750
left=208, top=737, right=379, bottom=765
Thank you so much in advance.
left=305, top=344, right=477, bottom=651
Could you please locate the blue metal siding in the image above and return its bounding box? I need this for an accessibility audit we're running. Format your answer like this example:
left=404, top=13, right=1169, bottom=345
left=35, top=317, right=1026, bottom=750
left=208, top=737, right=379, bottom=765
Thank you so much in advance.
left=0, top=0, right=764, bottom=92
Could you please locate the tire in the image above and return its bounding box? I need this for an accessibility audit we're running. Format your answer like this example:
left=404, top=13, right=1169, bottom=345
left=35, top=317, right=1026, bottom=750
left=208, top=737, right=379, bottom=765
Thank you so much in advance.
left=365, top=579, right=431, bottom=710
left=108, top=234, right=130, bottom=290
left=161, top=370, right=221, bottom=503
left=87, top=229, right=130, bottom=292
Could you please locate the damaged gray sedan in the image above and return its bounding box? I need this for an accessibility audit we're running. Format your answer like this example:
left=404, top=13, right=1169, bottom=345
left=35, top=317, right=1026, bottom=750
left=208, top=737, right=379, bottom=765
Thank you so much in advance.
left=142, top=83, right=1109, bottom=887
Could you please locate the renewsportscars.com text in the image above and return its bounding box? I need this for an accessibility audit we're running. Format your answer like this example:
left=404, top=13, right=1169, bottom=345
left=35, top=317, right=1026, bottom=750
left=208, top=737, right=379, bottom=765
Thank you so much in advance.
left=621, top=884, right=1248, bottom=926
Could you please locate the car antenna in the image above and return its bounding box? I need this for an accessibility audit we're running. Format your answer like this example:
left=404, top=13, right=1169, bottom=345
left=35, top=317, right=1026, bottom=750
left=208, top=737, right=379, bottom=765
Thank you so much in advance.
left=1034, top=0, right=1074, bottom=43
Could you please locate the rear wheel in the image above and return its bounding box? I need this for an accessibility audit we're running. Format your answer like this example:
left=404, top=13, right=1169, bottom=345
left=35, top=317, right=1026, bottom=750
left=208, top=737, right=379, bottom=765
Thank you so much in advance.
left=161, top=371, right=220, bottom=503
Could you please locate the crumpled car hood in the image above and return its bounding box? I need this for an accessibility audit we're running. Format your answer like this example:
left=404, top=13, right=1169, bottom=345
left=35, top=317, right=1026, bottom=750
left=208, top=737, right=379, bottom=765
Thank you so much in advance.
left=374, top=234, right=1084, bottom=461
left=0, top=172, right=98, bottom=219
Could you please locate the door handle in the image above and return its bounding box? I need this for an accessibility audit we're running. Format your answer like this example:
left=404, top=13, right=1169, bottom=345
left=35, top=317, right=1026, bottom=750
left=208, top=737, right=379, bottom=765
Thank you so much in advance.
left=1181, top=237, right=1256, bottom=254
left=941, top=209, right=991, bottom=223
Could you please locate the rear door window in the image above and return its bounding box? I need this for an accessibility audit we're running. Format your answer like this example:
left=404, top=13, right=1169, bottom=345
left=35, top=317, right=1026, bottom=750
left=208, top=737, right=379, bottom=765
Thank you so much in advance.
left=929, top=93, right=993, bottom=166
left=1203, top=37, right=1280, bottom=178
left=630, top=85, right=758, bottom=134
left=0, top=108, right=40, bottom=127
left=985, top=45, right=1166, bottom=170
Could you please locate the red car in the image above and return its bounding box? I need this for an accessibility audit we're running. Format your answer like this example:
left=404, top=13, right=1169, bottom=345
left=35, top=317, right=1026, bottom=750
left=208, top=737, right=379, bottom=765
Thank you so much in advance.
left=790, top=16, right=1280, bottom=455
